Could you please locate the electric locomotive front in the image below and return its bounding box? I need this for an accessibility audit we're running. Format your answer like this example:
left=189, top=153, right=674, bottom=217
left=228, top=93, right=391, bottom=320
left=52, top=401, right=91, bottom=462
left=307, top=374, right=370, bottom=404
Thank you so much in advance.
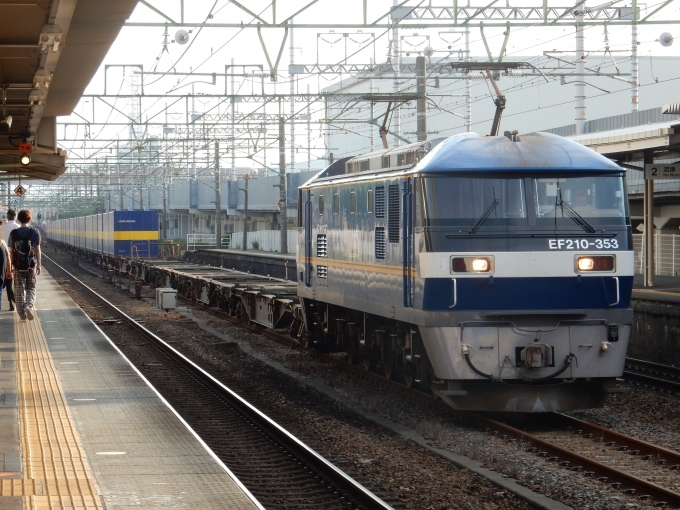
left=414, top=132, right=633, bottom=412
left=297, top=132, right=633, bottom=413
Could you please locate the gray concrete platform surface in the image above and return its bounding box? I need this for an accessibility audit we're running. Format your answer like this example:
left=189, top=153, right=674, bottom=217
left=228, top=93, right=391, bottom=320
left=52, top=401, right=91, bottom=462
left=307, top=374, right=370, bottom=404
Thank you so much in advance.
left=0, top=270, right=263, bottom=510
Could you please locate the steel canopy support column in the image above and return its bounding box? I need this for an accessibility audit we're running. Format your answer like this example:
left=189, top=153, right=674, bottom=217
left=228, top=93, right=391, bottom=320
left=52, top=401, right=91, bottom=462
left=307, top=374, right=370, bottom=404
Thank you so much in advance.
left=644, top=149, right=654, bottom=287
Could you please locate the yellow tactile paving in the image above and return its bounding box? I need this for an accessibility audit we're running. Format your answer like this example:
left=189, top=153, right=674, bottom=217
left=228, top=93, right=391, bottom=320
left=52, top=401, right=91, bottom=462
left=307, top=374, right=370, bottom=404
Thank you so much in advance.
left=2, top=318, right=103, bottom=509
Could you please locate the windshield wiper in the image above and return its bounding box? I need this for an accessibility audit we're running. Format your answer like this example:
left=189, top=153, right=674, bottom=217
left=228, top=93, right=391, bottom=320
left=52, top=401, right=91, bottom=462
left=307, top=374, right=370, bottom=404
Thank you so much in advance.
left=469, top=197, right=500, bottom=234
left=556, top=194, right=596, bottom=234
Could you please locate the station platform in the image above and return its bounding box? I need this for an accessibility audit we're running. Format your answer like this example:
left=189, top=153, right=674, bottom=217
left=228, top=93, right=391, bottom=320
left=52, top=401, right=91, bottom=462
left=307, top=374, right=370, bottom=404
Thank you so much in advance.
left=0, top=270, right=262, bottom=510
left=632, top=274, right=680, bottom=303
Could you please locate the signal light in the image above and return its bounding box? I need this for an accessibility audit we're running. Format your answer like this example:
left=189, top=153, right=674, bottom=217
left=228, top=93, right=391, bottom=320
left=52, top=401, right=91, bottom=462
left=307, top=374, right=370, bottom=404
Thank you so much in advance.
left=20, top=154, right=30, bottom=166
left=576, top=255, right=615, bottom=272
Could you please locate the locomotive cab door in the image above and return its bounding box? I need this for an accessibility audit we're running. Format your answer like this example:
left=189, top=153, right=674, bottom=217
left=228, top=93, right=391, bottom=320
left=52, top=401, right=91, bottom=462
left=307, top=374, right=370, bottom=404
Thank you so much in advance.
left=402, top=178, right=414, bottom=307
left=303, top=189, right=312, bottom=287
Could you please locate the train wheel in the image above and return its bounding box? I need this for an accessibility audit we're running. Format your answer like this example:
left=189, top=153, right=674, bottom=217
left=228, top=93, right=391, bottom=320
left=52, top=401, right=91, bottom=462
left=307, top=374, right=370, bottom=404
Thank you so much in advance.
left=382, top=364, right=393, bottom=380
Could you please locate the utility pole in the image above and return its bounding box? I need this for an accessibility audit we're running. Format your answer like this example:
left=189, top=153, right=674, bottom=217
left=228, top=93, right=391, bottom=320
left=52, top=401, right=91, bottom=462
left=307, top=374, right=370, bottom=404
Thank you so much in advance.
left=241, top=174, right=249, bottom=251
left=162, top=180, right=168, bottom=240
left=575, top=3, right=586, bottom=135
left=215, top=140, right=222, bottom=248
left=416, top=56, right=427, bottom=141
left=279, top=116, right=288, bottom=254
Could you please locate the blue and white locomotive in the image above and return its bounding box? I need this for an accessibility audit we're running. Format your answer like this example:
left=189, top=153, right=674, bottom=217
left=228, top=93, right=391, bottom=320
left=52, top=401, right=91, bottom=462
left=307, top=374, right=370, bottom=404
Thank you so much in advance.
left=297, top=132, right=633, bottom=413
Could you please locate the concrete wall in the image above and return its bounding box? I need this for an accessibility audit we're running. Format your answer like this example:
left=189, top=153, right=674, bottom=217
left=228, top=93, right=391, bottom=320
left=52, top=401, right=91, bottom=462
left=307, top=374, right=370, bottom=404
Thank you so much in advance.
left=630, top=298, right=680, bottom=365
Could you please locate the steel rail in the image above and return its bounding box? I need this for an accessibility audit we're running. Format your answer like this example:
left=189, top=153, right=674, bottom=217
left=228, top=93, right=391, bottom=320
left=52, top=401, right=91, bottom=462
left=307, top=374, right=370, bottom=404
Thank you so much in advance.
left=470, top=414, right=680, bottom=507
left=624, top=357, right=680, bottom=393
left=558, top=414, right=680, bottom=467
left=44, top=256, right=395, bottom=510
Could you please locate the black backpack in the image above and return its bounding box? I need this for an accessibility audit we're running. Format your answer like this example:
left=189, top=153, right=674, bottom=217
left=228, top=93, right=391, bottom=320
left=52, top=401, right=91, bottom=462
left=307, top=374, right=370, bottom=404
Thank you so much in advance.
left=12, top=228, right=37, bottom=271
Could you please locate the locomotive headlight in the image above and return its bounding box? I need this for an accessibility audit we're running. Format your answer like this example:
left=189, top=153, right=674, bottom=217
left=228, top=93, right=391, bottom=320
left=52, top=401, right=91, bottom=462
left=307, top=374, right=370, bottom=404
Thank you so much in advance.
left=575, top=255, right=615, bottom=272
left=451, top=256, right=494, bottom=273
left=472, top=258, right=489, bottom=272
left=577, top=257, right=594, bottom=271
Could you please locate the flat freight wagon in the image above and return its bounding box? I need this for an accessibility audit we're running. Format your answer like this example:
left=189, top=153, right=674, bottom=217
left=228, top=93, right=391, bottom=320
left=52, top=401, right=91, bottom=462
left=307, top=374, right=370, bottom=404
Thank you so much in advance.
left=48, top=211, right=159, bottom=257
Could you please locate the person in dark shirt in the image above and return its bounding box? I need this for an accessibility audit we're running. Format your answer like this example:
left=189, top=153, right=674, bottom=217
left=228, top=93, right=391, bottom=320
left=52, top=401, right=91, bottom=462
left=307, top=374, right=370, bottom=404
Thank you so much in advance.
left=0, top=239, right=8, bottom=313
left=8, top=210, right=41, bottom=321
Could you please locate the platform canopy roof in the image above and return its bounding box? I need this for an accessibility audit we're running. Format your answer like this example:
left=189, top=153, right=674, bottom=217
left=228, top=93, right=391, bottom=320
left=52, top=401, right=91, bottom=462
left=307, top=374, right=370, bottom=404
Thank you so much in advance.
left=569, top=120, right=680, bottom=166
left=0, top=0, right=138, bottom=182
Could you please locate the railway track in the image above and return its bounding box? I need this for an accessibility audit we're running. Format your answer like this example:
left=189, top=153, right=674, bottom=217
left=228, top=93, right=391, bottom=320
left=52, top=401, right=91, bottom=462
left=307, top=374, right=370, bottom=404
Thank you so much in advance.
left=624, top=358, right=680, bottom=394
left=45, top=256, right=397, bottom=510
left=474, top=413, right=680, bottom=508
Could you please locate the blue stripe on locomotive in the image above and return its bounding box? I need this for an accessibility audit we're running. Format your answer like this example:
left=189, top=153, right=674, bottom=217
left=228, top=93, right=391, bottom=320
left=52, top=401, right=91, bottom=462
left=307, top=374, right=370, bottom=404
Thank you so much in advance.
left=422, top=275, right=634, bottom=311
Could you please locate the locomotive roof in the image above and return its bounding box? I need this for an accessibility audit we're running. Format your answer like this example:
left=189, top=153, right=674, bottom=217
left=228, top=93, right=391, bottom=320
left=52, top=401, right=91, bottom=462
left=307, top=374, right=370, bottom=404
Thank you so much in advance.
left=301, top=132, right=622, bottom=188
left=416, top=132, right=622, bottom=174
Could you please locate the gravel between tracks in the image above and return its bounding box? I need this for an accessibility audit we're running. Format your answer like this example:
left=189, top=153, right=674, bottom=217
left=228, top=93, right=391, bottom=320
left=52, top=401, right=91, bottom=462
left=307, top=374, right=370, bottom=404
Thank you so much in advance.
left=46, top=254, right=680, bottom=510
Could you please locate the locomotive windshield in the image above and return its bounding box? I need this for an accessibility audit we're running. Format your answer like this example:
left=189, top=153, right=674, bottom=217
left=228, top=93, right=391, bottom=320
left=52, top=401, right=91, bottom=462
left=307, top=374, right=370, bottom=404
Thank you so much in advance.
left=421, top=174, right=628, bottom=230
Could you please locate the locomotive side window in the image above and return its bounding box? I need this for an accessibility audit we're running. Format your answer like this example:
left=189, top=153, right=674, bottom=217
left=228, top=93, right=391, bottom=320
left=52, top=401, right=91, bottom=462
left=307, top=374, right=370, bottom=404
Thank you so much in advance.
left=367, top=190, right=374, bottom=214
left=319, top=195, right=324, bottom=216
left=350, top=192, right=357, bottom=214
left=334, top=193, right=340, bottom=214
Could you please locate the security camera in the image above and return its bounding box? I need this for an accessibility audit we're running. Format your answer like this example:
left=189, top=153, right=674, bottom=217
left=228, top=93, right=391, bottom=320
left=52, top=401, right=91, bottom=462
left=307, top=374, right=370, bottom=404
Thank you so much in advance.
left=0, top=116, right=12, bottom=133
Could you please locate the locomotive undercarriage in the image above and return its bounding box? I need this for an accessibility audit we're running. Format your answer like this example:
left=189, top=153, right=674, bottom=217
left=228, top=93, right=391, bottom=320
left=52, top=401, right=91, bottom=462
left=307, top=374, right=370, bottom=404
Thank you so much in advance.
left=298, top=298, right=433, bottom=388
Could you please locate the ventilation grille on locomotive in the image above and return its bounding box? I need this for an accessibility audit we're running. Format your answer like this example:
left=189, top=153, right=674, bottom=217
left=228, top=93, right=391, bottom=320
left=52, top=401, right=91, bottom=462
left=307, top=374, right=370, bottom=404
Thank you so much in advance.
left=388, top=184, right=400, bottom=243
left=375, top=186, right=385, bottom=218
left=316, top=234, right=327, bottom=257
left=375, top=227, right=386, bottom=259
left=317, top=265, right=328, bottom=279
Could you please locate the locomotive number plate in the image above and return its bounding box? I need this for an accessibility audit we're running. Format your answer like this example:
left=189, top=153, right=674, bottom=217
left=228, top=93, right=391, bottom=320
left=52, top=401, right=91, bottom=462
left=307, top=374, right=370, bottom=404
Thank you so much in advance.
left=549, top=239, right=619, bottom=250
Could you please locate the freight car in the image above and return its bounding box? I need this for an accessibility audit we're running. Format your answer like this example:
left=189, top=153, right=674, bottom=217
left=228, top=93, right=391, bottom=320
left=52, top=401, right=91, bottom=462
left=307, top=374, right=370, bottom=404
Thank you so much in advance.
left=48, top=211, right=159, bottom=258
left=297, top=132, right=633, bottom=413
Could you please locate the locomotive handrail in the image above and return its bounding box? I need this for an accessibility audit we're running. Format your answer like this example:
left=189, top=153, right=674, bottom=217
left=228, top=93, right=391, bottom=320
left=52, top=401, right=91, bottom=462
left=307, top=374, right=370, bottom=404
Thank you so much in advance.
left=608, top=276, right=620, bottom=307
left=449, top=278, right=457, bottom=308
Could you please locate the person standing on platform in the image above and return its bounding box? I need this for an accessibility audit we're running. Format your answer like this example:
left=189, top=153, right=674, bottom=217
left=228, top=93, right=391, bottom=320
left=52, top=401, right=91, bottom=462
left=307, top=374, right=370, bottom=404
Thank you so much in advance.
left=8, top=210, right=41, bottom=321
left=1, top=210, right=20, bottom=311
left=0, top=239, right=8, bottom=312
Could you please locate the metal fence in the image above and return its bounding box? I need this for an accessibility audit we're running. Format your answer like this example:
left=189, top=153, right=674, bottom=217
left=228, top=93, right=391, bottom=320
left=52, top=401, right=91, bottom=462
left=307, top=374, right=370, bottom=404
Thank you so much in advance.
left=187, top=231, right=297, bottom=253
left=229, top=230, right=298, bottom=252
left=187, top=234, right=216, bottom=250
left=632, top=234, right=680, bottom=276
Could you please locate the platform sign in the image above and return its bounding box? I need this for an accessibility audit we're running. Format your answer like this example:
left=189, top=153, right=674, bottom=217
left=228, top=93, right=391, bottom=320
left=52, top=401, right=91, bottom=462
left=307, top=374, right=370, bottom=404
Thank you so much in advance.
left=10, top=198, right=19, bottom=207
left=645, top=164, right=680, bottom=179
left=13, top=184, right=26, bottom=197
